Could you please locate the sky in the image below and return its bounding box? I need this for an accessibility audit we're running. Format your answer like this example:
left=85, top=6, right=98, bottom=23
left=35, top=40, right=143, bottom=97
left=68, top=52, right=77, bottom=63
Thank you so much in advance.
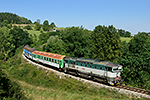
left=0, top=0, right=150, bottom=34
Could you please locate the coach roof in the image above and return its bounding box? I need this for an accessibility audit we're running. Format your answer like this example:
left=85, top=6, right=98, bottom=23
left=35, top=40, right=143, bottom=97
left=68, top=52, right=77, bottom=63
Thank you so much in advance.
left=23, top=45, right=36, bottom=52
left=32, top=51, right=66, bottom=60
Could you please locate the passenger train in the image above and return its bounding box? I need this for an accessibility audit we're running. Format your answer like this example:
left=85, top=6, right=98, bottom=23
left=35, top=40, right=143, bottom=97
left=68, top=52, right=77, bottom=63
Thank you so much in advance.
left=23, top=45, right=123, bottom=85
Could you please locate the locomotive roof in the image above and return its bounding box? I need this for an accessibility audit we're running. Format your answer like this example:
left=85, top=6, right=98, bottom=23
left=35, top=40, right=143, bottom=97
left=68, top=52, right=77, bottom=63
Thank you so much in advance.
left=72, top=57, right=119, bottom=67
left=76, top=58, right=98, bottom=64
left=94, top=61, right=119, bottom=67
left=64, top=57, right=77, bottom=61
left=32, top=51, right=66, bottom=60
left=23, top=45, right=36, bottom=52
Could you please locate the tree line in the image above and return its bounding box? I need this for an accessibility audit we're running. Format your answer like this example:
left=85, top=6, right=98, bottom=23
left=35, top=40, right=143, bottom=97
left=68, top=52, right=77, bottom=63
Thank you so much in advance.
left=0, top=12, right=32, bottom=24
left=34, top=19, right=56, bottom=31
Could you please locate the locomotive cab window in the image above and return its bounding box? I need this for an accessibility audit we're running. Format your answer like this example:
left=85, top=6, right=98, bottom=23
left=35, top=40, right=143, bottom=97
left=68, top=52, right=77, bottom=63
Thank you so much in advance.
left=65, top=60, right=68, bottom=63
left=108, top=67, right=112, bottom=72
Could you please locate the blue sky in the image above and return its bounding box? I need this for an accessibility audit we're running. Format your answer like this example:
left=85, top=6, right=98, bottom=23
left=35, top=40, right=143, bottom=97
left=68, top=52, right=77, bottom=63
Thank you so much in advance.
left=0, top=0, right=150, bottom=34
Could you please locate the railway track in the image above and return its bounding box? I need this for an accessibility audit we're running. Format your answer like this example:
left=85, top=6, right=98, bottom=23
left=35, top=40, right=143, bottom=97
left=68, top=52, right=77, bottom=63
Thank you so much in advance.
left=22, top=54, right=150, bottom=99
left=115, top=85, right=150, bottom=95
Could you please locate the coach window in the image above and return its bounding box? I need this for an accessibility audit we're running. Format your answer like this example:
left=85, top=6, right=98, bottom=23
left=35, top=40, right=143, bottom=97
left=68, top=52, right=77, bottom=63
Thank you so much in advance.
left=52, top=59, right=53, bottom=62
left=85, top=64, right=87, bottom=67
left=76, top=63, right=78, bottom=65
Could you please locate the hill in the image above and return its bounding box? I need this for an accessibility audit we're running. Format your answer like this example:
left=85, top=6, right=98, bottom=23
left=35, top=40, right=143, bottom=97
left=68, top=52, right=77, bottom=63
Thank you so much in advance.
left=0, top=12, right=32, bottom=24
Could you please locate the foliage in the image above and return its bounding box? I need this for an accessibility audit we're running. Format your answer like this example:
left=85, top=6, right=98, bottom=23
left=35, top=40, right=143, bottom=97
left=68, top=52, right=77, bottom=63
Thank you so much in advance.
left=50, top=22, right=56, bottom=29
left=92, top=25, right=122, bottom=61
left=0, top=12, right=32, bottom=24
left=38, top=31, right=61, bottom=45
left=23, top=25, right=32, bottom=30
left=34, top=22, right=41, bottom=31
left=0, top=26, right=31, bottom=60
left=34, top=19, right=40, bottom=24
left=0, top=22, right=7, bottom=27
left=43, top=26, right=93, bottom=57
left=42, top=20, right=50, bottom=31
left=119, top=32, right=150, bottom=89
left=43, top=36, right=66, bottom=54
left=9, top=26, right=31, bottom=49
left=0, top=68, right=26, bottom=100
left=118, top=29, right=131, bottom=37
left=61, top=26, right=93, bottom=57
left=0, top=27, right=15, bottom=60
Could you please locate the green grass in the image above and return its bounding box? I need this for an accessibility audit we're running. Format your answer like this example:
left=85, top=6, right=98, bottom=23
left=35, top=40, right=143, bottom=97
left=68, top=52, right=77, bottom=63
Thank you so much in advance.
left=27, top=30, right=42, bottom=37
left=1, top=50, right=145, bottom=100
left=121, top=37, right=132, bottom=43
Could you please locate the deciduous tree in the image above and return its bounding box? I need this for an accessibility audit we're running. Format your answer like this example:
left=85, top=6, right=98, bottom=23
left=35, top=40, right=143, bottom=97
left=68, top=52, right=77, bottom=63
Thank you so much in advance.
left=119, top=32, right=150, bottom=88
left=43, top=20, right=50, bottom=31
left=92, top=25, right=122, bottom=61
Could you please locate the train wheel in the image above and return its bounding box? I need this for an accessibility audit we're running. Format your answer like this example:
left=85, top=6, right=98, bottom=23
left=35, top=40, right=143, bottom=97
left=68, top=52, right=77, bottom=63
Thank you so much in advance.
left=64, top=68, right=68, bottom=73
left=77, top=71, right=81, bottom=76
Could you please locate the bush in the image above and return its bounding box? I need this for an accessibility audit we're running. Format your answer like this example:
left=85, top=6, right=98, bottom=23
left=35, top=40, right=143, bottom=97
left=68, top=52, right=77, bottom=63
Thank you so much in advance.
left=23, top=25, right=32, bottom=30
left=0, top=68, right=26, bottom=100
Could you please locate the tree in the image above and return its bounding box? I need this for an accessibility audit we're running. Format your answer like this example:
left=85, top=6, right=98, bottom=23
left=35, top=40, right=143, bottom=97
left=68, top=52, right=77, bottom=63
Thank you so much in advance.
left=43, top=36, right=66, bottom=55
left=0, top=12, right=32, bottom=24
left=50, top=22, right=56, bottom=29
left=124, top=31, right=131, bottom=37
left=119, top=32, right=150, bottom=89
left=118, top=29, right=131, bottom=37
left=23, top=25, right=32, bottom=30
left=92, top=25, right=122, bottom=61
left=34, top=22, right=41, bottom=31
left=9, top=27, right=30, bottom=49
left=36, top=19, right=40, bottom=24
left=43, top=20, right=50, bottom=31
left=60, top=26, right=93, bottom=57
left=0, top=27, right=15, bottom=60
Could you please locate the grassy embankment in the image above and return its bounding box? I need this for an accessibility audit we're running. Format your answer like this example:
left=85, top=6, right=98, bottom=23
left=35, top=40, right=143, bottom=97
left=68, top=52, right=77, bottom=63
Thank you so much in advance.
left=1, top=48, right=143, bottom=100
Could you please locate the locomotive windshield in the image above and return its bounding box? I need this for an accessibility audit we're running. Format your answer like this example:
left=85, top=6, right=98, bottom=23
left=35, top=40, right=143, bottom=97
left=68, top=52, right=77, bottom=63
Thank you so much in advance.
left=113, top=66, right=122, bottom=72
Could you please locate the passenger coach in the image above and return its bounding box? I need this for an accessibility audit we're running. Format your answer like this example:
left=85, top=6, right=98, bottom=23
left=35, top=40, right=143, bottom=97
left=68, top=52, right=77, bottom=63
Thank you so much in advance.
left=32, top=51, right=66, bottom=69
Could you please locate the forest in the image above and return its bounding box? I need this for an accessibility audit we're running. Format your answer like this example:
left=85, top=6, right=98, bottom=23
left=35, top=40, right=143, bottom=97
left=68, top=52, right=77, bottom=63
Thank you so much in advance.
left=0, top=12, right=150, bottom=99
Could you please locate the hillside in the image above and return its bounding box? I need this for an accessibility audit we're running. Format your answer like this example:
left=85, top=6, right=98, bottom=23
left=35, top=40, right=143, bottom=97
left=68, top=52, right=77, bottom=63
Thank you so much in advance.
left=1, top=49, right=142, bottom=100
left=0, top=12, right=32, bottom=24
